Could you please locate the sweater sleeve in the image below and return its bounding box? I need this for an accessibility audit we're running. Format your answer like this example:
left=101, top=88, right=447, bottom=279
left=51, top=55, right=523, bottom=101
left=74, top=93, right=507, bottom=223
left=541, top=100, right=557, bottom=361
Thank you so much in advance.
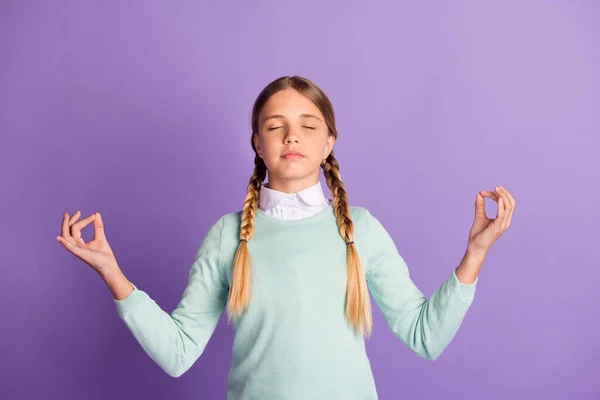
left=363, top=209, right=477, bottom=361
left=113, top=216, right=228, bottom=377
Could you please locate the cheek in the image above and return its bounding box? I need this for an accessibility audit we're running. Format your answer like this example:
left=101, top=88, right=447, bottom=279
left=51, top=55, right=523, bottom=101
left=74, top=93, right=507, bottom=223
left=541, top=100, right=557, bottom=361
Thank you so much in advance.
left=311, top=140, right=328, bottom=155
left=260, top=139, right=281, bottom=157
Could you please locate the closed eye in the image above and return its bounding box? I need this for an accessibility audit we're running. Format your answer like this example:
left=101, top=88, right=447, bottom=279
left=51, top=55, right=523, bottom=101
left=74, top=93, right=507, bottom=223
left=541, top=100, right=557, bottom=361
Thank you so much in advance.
left=267, top=126, right=316, bottom=131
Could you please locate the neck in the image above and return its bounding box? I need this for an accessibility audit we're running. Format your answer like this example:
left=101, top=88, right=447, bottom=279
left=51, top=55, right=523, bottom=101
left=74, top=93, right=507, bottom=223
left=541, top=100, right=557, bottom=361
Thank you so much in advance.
left=265, top=174, right=319, bottom=194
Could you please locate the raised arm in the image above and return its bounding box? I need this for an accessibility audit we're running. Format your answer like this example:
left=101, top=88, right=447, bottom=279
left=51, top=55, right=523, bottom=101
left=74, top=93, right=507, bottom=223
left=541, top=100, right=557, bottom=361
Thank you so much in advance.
left=363, top=209, right=478, bottom=361
left=112, top=216, right=228, bottom=377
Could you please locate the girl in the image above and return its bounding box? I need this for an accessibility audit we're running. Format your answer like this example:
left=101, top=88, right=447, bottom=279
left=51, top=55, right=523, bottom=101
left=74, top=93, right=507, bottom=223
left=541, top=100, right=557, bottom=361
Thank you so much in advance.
left=56, top=76, right=516, bottom=399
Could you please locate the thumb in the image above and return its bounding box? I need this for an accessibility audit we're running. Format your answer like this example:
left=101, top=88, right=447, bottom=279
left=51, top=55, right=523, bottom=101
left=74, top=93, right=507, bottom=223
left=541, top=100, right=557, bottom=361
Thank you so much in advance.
left=474, top=192, right=486, bottom=220
left=93, top=212, right=107, bottom=241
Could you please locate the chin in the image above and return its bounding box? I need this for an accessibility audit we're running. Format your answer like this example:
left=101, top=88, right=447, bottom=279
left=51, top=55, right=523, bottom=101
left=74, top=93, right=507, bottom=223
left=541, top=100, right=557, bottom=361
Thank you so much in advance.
left=272, top=171, right=309, bottom=180
left=268, top=166, right=313, bottom=180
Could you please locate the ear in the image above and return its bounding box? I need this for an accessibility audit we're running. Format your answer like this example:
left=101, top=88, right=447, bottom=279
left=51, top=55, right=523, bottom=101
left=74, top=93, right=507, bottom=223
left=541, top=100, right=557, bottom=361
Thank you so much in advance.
left=323, top=135, right=336, bottom=159
left=253, top=133, right=262, bottom=158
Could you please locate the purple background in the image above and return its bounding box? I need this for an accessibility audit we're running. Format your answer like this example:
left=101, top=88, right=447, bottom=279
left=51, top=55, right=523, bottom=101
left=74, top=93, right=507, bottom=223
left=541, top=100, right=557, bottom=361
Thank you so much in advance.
left=1, top=1, right=598, bottom=399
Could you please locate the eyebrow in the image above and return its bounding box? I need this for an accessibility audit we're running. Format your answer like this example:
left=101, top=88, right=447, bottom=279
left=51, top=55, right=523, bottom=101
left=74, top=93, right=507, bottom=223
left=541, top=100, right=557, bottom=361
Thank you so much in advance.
left=262, top=113, right=322, bottom=123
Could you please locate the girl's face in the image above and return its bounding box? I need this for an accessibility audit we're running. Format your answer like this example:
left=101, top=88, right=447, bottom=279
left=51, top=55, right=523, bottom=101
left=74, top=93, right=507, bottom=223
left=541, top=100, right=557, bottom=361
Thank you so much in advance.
left=253, top=88, right=335, bottom=193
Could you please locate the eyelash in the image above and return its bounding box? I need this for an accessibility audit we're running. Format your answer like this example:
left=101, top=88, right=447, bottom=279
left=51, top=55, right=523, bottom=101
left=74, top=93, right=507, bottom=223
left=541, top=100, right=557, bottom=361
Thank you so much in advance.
left=268, top=126, right=315, bottom=131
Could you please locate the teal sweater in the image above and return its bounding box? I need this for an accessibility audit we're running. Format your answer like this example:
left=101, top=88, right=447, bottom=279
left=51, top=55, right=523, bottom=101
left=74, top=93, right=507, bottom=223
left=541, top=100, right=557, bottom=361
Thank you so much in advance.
left=114, top=204, right=478, bottom=399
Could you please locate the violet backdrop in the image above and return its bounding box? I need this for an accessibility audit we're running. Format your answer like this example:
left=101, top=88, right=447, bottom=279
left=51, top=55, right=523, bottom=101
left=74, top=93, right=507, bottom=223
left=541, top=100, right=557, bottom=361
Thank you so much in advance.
left=1, top=1, right=598, bottom=399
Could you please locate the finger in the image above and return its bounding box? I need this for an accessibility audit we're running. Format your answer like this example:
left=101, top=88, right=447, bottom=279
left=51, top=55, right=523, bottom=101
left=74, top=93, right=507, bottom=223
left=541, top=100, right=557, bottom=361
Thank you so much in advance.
left=69, top=210, right=81, bottom=226
left=69, top=211, right=88, bottom=244
left=93, top=212, right=106, bottom=241
left=474, top=192, right=489, bottom=220
left=479, top=190, right=500, bottom=202
left=492, top=187, right=505, bottom=228
left=475, top=192, right=484, bottom=214
left=505, top=205, right=514, bottom=229
left=56, top=235, right=85, bottom=257
left=70, top=213, right=96, bottom=242
left=69, top=210, right=83, bottom=241
left=497, top=186, right=512, bottom=229
left=499, top=186, right=515, bottom=206
left=61, top=213, right=76, bottom=245
left=498, top=197, right=507, bottom=230
left=495, top=187, right=508, bottom=230
left=499, top=186, right=515, bottom=227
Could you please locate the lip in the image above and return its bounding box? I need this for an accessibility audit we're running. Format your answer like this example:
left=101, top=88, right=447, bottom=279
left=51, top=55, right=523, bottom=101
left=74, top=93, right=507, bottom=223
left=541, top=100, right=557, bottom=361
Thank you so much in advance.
left=281, top=150, right=305, bottom=158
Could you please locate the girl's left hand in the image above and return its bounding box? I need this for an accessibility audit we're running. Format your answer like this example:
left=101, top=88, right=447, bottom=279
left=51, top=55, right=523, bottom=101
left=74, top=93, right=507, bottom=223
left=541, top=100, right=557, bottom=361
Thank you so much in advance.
left=467, top=185, right=516, bottom=257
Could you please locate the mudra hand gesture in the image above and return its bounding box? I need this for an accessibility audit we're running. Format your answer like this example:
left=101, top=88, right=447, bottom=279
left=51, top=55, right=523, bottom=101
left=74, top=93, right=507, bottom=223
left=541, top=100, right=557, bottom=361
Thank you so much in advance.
left=467, top=185, right=516, bottom=257
left=56, top=211, right=119, bottom=277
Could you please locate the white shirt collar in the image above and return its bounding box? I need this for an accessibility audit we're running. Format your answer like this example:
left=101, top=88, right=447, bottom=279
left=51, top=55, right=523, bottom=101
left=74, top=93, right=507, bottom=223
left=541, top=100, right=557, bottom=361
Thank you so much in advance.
left=259, top=181, right=328, bottom=210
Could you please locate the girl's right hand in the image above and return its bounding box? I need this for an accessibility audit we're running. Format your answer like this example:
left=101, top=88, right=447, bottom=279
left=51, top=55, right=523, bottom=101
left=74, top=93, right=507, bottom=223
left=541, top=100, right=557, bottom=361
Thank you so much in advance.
left=56, top=211, right=119, bottom=277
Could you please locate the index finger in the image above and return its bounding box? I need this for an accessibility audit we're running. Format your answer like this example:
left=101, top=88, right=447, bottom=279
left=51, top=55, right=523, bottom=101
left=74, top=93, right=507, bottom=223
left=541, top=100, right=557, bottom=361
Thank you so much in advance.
left=479, top=190, right=500, bottom=202
left=71, top=213, right=97, bottom=241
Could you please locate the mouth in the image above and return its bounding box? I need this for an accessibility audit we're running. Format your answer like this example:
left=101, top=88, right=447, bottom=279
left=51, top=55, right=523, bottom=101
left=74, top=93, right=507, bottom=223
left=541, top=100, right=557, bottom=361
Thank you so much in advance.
left=282, top=154, right=305, bottom=159
left=281, top=151, right=306, bottom=159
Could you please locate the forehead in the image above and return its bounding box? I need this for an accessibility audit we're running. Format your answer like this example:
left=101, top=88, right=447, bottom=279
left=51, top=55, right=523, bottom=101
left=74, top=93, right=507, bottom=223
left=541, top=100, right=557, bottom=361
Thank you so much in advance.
left=260, top=89, right=323, bottom=123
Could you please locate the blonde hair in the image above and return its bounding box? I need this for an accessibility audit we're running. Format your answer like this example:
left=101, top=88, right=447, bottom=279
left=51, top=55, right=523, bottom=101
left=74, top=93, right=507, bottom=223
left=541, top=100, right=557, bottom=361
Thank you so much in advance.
left=226, top=76, right=372, bottom=337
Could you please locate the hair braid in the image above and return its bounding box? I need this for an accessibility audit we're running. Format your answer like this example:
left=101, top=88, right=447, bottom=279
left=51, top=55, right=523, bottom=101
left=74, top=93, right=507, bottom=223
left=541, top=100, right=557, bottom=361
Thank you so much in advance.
left=322, top=150, right=373, bottom=337
left=226, top=154, right=267, bottom=323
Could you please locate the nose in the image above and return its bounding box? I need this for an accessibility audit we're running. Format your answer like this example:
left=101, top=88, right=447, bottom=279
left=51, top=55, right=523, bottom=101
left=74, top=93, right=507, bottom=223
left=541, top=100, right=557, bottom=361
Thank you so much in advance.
left=284, top=129, right=299, bottom=144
